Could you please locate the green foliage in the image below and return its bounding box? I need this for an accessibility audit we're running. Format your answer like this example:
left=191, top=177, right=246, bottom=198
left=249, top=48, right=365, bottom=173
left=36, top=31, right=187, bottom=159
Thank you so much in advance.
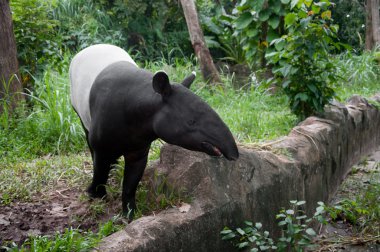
left=52, top=0, right=128, bottom=50
left=266, top=0, right=343, bottom=120
left=90, top=0, right=190, bottom=60
left=221, top=221, right=277, bottom=251
left=201, top=9, right=248, bottom=65
left=325, top=181, right=380, bottom=235
left=230, top=0, right=288, bottom=67
left=221, top=200, right=326, bottom=251
left=275, top=200, right=325, bottom=251
left=10, top=0, right=64, bottom=80
left=2, top=217, right=122, bottom=251
left=11, top=0, right=191, bottom=78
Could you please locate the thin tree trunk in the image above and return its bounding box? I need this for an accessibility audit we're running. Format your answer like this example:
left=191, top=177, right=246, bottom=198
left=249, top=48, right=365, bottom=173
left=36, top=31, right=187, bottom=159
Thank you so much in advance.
left=365, top=0, right=373, bottom=49
left=371, top=0, right=380, bottom=46
left=0, top=0, right=23, bottom=111
left=365, top=0, right=380, bottom=50
left=180, top=0, right=221, bottom=84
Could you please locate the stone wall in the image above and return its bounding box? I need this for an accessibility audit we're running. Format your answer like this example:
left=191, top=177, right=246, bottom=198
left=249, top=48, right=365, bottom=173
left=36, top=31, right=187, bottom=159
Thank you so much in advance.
left=98, top=95, right=380, bottom=252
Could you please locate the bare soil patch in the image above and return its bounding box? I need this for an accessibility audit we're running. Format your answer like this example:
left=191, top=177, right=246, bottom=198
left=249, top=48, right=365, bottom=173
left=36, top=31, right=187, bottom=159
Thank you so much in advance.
left=0, top=182, right=122, bottom=246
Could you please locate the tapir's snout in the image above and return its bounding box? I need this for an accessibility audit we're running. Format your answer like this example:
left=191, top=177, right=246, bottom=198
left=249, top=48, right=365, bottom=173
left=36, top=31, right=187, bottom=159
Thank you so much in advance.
left=224, top=143, right=239, bottom=161
left=220, top=138, right=239, bottom=161
left=201, top=129, right=239, bottom=161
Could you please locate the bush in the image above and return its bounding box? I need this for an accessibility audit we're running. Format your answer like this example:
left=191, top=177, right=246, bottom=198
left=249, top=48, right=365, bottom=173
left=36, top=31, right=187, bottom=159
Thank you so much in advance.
left=266, top=0, right=344, bottom=120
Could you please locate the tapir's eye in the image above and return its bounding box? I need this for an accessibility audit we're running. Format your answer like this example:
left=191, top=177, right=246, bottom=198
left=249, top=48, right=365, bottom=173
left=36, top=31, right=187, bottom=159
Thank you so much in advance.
left=187, top=119, right=196, bottom=126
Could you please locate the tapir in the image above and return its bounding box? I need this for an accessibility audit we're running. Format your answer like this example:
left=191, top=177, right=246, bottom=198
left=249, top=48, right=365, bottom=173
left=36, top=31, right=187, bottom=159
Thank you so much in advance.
left=69, top=44, right=239, bottom=218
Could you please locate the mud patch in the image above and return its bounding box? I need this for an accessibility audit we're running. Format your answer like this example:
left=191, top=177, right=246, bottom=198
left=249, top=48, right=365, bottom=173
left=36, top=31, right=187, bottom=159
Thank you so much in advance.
left=0, top=184, right=121, bottom=246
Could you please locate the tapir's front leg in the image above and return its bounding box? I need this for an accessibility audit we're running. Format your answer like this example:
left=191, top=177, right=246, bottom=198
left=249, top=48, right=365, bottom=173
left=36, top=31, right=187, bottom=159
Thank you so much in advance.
left=122, top=147, right=150, bottom=219
left=87, top=152, right=118, bottom=198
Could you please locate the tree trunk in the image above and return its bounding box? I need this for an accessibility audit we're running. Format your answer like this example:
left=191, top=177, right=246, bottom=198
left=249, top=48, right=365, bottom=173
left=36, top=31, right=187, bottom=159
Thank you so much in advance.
left=0, top=0, right=23, bottom=111
left=371, top=0, right=380, bottom=46
left=365, top=0, right=380, bottom=50
left=180, top=0, right=221, bottom=84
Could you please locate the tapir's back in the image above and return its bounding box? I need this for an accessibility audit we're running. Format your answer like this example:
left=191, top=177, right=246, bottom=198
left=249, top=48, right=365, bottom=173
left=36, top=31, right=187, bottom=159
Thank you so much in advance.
left=69, top=44, right=137, bottom=130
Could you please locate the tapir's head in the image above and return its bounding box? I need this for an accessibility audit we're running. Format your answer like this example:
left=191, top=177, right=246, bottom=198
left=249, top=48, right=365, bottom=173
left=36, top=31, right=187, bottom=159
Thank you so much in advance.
left=152, top=71, right=239, bottom=161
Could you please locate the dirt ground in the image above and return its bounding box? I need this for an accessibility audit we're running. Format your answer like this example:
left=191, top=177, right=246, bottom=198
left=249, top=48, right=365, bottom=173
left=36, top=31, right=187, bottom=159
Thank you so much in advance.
left=0, top=181, right=122, bottom=246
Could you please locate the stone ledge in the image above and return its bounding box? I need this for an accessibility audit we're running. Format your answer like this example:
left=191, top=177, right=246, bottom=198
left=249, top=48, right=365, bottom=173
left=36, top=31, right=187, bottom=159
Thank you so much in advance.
left=98, top=95, right=380, bottom=252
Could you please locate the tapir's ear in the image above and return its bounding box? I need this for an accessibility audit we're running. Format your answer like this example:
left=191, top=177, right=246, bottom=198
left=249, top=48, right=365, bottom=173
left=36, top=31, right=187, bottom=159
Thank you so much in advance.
left=181, top=71, right=196, bottom=89
left=153, top=71, right=171, bottom=96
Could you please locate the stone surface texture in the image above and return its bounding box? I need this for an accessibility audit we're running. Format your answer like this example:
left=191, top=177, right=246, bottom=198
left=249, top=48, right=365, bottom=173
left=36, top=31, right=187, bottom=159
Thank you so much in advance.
left=98, top=95, right=380, bottom=252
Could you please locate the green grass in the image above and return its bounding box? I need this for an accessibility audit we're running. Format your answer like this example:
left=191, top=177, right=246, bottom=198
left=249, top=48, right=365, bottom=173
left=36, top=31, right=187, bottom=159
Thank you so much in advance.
left=0, top=153, right=91, bottom=205
left=195, top=84, right=297, bottom=143
left=2, top=217, right=122, bottom=252
left=0, top=67, right=86, bottom=164
left=334, top=50, right=380, bottom=101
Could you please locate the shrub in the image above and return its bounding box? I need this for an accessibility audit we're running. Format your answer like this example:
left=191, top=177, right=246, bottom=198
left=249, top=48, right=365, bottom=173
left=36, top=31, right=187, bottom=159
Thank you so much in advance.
left=266, top=0, right=344, bottom=120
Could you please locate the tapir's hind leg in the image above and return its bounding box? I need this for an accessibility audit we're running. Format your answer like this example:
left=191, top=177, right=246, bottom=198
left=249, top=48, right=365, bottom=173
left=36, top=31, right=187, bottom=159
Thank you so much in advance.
left=87, top=152, right=118, bottom=198
left=122, top=147, right=150, bottom=219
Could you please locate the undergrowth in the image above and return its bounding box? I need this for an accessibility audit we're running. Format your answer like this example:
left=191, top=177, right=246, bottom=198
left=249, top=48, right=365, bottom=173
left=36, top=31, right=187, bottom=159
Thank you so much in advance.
left=0, top=59, right=86, bottom=164
left=221, top=200, right=326, bottom=251
left=325, top=180, right=380, bottom=236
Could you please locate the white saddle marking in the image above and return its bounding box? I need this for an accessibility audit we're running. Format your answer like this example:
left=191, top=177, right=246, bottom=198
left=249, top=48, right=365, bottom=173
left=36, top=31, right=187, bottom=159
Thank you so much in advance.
left=69, top=44, right=137, bottom=130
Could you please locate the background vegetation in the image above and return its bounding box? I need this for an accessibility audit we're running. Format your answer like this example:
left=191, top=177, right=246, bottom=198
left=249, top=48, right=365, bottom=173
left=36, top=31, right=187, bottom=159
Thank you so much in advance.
left=3, top=0, right=378, bottom=161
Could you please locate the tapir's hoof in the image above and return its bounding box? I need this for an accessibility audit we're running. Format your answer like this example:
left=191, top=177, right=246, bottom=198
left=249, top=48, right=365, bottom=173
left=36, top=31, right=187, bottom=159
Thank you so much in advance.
left=87, top=185, right=107, bottom=199
left=123, top=209, right=135, bottom=223
left=122, top=202, right=136, bottom=221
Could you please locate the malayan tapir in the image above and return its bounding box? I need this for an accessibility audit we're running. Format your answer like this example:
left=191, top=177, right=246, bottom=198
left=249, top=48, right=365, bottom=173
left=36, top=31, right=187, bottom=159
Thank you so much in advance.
left=69, top=44, right=239, bottom=218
